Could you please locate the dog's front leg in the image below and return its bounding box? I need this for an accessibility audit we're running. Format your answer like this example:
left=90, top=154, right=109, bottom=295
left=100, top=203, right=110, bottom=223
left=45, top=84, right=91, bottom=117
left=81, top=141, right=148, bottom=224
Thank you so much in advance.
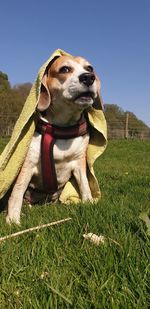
left=73, top=157, right=92, bottom=201
left=6, top=162, right=33, bottom=225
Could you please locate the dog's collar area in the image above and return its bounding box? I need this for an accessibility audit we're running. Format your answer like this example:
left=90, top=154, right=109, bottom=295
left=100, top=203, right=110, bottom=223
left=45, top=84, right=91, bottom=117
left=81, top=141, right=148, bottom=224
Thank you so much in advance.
left=36, top=116, right=88, bottom=139
left=35, top=115, right=88, bottom=195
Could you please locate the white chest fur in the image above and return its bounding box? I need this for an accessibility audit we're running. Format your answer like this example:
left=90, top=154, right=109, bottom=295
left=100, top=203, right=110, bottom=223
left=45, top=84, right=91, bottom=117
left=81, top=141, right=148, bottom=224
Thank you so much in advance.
left=28, top=132, right=90, bottom=191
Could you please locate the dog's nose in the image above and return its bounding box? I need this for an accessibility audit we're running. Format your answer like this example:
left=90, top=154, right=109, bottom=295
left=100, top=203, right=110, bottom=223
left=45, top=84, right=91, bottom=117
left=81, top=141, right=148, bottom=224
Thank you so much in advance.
left=79, top=73, right=95, bottom=87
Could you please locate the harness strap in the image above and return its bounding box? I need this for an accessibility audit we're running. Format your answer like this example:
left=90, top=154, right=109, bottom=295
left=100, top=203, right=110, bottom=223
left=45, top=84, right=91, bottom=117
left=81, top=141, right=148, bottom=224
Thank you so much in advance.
left=41, top=130, right=57, bottom=194
left=36, top=117, right=88, bottom=194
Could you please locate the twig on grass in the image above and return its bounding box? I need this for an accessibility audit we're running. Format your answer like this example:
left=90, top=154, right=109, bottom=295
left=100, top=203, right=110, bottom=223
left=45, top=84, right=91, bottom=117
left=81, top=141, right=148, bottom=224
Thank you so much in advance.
left=0, top=217, right=72, bottom=242
left=46, top=283, right=72, bottom=305
left=107, top=236, right=122, bottom=248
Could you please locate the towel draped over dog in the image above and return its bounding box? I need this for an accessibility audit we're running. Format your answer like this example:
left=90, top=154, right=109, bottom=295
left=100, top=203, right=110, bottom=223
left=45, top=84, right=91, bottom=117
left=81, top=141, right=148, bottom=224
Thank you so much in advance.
left=0, top=49, right=107, bottom=205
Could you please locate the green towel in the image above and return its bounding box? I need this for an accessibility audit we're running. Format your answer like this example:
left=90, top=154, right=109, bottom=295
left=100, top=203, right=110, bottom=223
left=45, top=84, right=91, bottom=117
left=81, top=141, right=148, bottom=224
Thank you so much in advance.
left=0, top=49, right=107, bottom=204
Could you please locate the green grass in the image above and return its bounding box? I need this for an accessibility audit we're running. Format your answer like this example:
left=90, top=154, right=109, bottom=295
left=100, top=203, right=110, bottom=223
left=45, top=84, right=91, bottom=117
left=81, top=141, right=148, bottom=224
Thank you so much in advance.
left=0, top=139, right=150, bottom=308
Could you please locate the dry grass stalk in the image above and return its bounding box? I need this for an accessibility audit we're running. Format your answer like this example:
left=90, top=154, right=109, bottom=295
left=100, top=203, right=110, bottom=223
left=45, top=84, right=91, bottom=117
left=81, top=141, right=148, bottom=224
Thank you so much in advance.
left=83, top=233, right=105, bottom=245
left=83, top=232, right=122, bottom=248
left=0, top=217, right=72, bottom=242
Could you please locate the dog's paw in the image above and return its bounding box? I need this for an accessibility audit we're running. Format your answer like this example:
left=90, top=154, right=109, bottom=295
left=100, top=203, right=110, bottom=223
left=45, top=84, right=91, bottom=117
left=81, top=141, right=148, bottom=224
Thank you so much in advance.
left=6, top=215, right=20, bottom=225
left=82, top=193, right=93, bottom=203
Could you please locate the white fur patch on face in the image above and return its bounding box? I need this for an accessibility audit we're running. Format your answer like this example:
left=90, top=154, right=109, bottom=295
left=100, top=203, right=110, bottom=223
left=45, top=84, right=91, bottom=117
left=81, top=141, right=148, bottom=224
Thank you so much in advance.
left=61, top=61, right=97, bottom=107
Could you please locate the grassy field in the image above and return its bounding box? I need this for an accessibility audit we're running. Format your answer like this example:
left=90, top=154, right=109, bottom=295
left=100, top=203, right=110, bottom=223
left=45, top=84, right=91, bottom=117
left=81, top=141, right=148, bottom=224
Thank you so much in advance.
left=0, top=139, right=149, bottom=308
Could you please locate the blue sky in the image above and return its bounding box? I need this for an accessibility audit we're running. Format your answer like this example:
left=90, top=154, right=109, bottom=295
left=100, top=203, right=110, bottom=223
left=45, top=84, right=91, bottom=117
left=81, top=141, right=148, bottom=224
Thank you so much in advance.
left=0, top=0, right=150, bottom=126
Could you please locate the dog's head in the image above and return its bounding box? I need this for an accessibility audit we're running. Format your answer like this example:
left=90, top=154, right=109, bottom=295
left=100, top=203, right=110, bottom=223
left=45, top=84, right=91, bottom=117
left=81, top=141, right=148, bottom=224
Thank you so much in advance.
left=37, top=55, right=103, bottom=112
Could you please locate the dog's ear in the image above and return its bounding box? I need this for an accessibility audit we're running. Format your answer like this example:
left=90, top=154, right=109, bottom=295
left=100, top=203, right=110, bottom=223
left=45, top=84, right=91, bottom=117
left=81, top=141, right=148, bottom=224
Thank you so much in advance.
left=93, top=76, right=104, bottom=110
left=37, top=74, right=51, bottom=111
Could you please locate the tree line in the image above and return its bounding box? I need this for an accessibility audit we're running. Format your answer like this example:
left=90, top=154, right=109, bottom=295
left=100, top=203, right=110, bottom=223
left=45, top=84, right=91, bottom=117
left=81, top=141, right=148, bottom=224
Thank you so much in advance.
left=0, top=71, right=149, bottom=139
left=0, top=71, right=32, bottom=136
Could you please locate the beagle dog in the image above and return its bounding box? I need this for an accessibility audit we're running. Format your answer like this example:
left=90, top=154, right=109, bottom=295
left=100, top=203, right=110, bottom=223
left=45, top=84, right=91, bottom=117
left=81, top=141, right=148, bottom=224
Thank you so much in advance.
left=6, top=55, right=101, bottom=224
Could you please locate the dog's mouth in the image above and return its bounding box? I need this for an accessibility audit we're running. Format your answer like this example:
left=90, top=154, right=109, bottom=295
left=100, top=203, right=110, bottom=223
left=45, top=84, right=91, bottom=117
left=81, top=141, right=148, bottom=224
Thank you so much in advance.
left=74, top=91, right=95, bottom=105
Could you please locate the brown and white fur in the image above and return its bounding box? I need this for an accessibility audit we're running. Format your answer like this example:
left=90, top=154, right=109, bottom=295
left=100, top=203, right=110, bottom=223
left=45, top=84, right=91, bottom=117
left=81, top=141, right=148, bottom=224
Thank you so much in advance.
left=6, top=55, right=101, bottom=224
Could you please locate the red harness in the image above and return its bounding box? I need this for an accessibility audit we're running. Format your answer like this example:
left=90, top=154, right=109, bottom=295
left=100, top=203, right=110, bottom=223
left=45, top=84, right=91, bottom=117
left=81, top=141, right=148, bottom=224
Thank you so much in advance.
left=36, top=116, right=88, bottom=195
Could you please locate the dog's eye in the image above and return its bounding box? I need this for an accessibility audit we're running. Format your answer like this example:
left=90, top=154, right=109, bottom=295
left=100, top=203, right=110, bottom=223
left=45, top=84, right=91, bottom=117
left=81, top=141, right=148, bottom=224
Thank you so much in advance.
left=86, top=65, right=94, bottom=73
left=59, top=66, right=72, bottom=74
